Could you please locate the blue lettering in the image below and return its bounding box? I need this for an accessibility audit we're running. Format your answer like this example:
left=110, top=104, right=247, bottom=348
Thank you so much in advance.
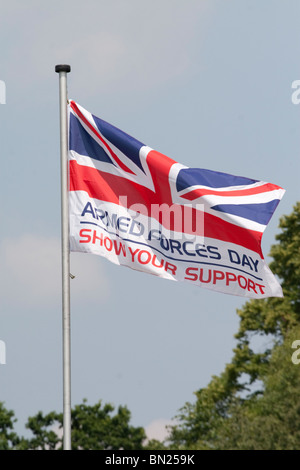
left=117, top=216, right=130, bottom=232
left=129, top=220, right=144, bottom=236
left=182, top=241, right=196, bottom=256
left=241, top=254, right=252, bottom=270
left=195, top=244, right=208, bottom=258
left=207, top=245, right=221, bottom=260
left=160, top=234, right=169, bottom=251
left=169, top=239, right=183, bottom=255
left=81, top=202, right=96, bottom=218
left=228, top=249, right=240, bottom=265
left=250, top=256, right=259, bottom=272
left=148, top=229, right=161, bottom=241
left=95, top=208, right=105, bottom=221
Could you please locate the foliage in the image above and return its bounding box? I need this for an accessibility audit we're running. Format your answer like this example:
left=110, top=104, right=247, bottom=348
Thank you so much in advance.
left=19, top=410, right=60, bottom=450
left=168, top=202, right=300, bottom=450
left=0, top=399, right=146, bottom=450
left=0, top=402, right=20, bottom=450
left=217, top=325, right=300, bottom=450
left=69, top=400, right=146, bottom=450
left=21, top=399, right=146, bottom=450
left=2, top=203, right=300, bottom=450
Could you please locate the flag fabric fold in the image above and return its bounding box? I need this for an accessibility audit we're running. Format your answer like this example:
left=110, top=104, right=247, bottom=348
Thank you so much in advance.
left=68, top=100, right=285, bottom=298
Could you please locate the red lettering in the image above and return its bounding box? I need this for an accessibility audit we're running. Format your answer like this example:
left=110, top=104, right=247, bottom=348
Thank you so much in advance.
left=184, top=267, right=198, bottom=281
left=79, top=229, right=92, bottom=243
left=104, top=237, right=113, bottom=251
left=199, top=268, right=212, bottom=283
left=225, top=272, right=237, bottom=285
left=128, top=247, right=139, bottom=262
left=92, top=230, right=103, bottom=245
left=247, top=279, right=257, bottom=293
left=238, top=275, right=247, bottom=289
left=165, top=262, right=177, bottom=275
left=213, top=270, right=225, bottom=284
left=113, top=240, right=126, bottom=257
left=137, top=250, right=151, bottom=265
left=255, top=283, right=265, bottom=294
left=152, top=255, right=164, bottom=268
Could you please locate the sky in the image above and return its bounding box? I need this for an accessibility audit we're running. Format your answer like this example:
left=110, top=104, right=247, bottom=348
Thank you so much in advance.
left=0, top=0, right=300, bottom=441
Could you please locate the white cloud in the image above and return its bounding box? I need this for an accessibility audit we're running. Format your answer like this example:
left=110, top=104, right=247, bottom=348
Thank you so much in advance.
left=0, top=234, right=110, bottom=309
left=1, top=1, right=212, bottom=96
left=70, top=251, right=111, bottom=303
left=145, top=418, right=173, bottom=442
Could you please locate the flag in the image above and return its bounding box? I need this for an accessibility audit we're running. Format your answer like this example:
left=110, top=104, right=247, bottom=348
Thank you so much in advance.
left=68, top=100, right=285, bottom=298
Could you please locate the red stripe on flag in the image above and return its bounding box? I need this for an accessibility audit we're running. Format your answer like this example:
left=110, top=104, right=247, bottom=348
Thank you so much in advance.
left=69, top=160, right=263, bottom=256
left=181, top=183, right=282, bottom=201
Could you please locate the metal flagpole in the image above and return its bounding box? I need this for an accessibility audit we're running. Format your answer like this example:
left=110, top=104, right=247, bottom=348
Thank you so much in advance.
left=55, top=64, right=71, bottom=450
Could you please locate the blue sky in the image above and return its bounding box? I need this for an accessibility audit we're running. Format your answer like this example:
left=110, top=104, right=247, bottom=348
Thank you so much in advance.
left=0, top=0, right=299, bottom=440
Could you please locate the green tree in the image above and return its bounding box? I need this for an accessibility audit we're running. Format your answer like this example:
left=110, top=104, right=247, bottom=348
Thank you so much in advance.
left=22, top=399, right=146, bottom=450
left=69, top=400, right=145, bottom=450
left=0, top=402, right=20, bottom=450
left=19, top=410, right=60, bottom=450
left=168, top=202, right=300, bottom=450
left=217, top=325, right=300, bottom=450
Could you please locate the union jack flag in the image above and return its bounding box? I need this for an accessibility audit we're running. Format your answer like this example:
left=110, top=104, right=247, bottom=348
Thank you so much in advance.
left=68, top=100, right=285, bottom=298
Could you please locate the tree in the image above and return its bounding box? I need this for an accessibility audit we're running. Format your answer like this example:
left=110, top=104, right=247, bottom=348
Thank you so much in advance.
left=19, top=410, right=60, bottom=450
left=69, top=400, right=146, bottom=450
left=217, top=325, right=300, bottom=450
left=22, top=399, right=146, bottom=450
left=168, top=202, right=300, bottom=450
left=0, top=402, right=20, bottom=450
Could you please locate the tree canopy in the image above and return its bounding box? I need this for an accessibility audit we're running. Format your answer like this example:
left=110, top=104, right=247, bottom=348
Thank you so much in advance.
left=1, top=203, right=300, bottom=450
left=167, top=202, right=300, bottom=450
left=0, top=402, right=20, bottom=450
left=0, top=399, right=145, bottom=450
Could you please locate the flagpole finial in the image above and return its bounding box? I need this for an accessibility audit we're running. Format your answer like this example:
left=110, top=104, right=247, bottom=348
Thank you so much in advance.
left=55, top=64, right=71, bottom=73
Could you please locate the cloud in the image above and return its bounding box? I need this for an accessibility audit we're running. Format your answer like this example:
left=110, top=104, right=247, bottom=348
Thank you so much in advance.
left=145, top=418, right=173, bottom=442
left=0, top=234, right=110, bottom=309
left=70, top=250, right=111, bottom=303
left=0, top=1, right=212, bottom=97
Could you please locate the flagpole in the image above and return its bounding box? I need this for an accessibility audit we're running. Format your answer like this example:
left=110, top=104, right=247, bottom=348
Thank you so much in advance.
left=55, top=64, right=71, bottom=450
